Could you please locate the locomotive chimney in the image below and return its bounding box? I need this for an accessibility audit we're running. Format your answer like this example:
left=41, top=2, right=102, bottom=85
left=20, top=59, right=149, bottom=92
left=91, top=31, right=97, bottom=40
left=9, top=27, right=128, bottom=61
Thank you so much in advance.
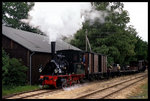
left=51, top=41, right=56, bottom=56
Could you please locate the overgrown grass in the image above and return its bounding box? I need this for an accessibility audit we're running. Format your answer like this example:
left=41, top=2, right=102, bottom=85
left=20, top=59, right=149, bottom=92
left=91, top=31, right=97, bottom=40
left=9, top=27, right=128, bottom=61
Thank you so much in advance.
left=128, top=80, right=148, bottom=99
left=2, top=85, right=40, bottom=96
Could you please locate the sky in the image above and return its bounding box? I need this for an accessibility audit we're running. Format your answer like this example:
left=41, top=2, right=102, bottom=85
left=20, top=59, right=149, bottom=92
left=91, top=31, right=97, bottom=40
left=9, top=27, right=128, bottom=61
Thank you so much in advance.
left=123, top=2, right=148, bottom=42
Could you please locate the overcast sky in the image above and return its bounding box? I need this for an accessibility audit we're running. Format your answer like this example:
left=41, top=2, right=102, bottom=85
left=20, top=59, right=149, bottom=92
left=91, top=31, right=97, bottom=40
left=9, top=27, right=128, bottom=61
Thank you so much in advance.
left=123, top=2, right=148, bottom=42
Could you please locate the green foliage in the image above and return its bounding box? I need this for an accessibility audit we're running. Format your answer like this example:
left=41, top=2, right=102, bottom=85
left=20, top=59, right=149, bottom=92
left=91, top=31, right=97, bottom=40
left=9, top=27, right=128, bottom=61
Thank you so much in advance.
left=70, top=2, right=148, bottom=66
left=93, top=2, right=109, bottom=11
left=70, top=29, right=86, bottom=50
left=2, top=2, right=44, bottom=35
left=134, top=37, right=148, bottom=60
left=2, top=49, right=28, bottom=86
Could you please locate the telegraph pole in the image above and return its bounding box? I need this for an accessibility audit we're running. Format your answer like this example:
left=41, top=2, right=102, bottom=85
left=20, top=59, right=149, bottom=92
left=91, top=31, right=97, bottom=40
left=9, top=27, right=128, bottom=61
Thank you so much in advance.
left=85, top=29, right=92, bottom=52
left=85, top=29, right=88, bottom=51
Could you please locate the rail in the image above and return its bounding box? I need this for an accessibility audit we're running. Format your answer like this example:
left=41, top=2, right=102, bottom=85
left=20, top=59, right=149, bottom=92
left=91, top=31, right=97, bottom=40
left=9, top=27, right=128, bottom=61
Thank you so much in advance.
left=74, top=74, right=147, bottom=99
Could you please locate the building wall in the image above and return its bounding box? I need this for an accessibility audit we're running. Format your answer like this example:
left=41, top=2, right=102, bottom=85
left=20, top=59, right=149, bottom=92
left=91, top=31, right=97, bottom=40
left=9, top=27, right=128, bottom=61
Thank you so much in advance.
left=2, top=35, right=29, bottom=66
left=31, top=52, right=51, bottom=84
left=2, top=35, right=52, bottom=84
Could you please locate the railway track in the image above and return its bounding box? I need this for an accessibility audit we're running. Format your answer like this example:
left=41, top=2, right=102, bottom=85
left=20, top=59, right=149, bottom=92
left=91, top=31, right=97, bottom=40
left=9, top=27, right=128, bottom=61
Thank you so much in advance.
left=4, top=88, right=62, bottom=99
left=74, top=74, right=147, bottom=99
left=3, top=72, right=147, bottom=99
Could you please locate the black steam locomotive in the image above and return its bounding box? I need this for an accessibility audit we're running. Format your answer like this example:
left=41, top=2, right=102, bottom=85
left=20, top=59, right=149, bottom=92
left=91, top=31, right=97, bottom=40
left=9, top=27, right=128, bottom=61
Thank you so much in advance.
left=39, top=42, right=147, bottom=88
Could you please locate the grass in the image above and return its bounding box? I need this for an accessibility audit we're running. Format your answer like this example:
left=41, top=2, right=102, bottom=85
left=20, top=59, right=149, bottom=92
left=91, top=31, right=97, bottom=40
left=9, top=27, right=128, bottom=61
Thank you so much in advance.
left=128, top=80, right=148, bottom=99
left=2, top=85, right=40, bottom=97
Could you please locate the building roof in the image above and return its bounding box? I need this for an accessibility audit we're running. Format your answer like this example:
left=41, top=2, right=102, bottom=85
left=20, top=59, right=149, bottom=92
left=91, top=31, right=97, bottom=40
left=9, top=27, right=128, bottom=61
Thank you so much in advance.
left=2, top=25, right=81, bottom=53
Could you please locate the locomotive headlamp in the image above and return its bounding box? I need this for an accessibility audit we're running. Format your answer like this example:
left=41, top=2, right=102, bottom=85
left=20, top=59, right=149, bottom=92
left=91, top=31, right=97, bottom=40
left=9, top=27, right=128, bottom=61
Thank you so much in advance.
left=63, top=67, right=66, bottom=69
left=39, top=68, right=42, bottom=73
left=54, top=68, right=58, bottom=73
left=39, top=64, right=43, bottom=73
left=59, top=69, right=62, bottom=73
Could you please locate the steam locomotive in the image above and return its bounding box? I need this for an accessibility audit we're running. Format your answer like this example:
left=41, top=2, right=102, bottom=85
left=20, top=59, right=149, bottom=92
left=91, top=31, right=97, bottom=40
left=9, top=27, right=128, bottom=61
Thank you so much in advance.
left=39, top=42, right=147, bottom=88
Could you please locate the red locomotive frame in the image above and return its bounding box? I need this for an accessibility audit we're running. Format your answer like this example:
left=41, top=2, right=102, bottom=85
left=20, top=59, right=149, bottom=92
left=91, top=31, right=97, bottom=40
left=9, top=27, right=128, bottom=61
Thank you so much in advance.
left=40, top=74, right=85, bottom=88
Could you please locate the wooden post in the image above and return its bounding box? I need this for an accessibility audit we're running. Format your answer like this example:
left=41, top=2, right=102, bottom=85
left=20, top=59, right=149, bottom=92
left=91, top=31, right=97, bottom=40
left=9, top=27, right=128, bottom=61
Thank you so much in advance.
left=85, top=29, right=87, bottom=51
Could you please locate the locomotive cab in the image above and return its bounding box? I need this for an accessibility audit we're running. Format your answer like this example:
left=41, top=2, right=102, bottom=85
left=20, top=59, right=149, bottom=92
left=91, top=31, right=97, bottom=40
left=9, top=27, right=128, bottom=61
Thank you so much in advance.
left=57, top=49, right=85, bottom=75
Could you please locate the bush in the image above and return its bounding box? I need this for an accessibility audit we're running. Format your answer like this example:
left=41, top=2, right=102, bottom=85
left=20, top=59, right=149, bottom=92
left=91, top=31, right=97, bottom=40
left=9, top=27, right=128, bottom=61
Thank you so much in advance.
left=2, top=49, right=28, bottom=86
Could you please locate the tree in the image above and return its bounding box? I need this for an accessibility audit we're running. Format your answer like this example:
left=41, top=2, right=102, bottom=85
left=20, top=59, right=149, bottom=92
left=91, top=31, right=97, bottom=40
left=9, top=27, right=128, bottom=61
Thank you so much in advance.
left=134, top=37, right=148, bottom=60
left=2, top=49, right=28, bottom=86
left=2, top=2, right=44, bottom=35
left=70, top=2, right=148, bottom=66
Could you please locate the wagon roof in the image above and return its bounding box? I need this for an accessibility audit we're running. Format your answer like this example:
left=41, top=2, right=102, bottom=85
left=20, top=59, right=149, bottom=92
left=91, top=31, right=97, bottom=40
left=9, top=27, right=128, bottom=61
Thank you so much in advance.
left=2, top=25, right=81, bottom=53
left=83, top=51, right=107, bottom=56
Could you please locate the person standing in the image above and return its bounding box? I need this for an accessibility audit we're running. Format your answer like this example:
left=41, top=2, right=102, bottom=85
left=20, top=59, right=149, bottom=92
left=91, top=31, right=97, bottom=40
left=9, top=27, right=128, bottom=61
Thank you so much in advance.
left=117, top=64, right=121, bottom=76
left=107, top=65, right=112, bottom=79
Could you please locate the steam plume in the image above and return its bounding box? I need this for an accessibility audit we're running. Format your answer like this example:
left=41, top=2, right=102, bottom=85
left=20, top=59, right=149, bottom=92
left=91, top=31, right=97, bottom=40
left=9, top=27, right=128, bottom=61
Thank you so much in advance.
left=21, top=2, right=108, bottom=42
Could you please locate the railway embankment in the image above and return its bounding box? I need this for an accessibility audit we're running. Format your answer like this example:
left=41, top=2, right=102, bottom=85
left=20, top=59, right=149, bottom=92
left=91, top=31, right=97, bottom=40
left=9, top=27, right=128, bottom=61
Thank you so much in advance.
left=3, top=71, right=148, bottom=99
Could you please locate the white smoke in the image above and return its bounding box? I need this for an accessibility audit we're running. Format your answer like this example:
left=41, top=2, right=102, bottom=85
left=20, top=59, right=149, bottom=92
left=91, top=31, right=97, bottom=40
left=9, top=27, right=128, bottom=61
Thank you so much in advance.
left=21, top=2, right=108, bottom=42
left=63, top=83, right=88, bottom=91
left=83, top=10, right=108, bottom=26
left=63, top=84, right=82, bottom=91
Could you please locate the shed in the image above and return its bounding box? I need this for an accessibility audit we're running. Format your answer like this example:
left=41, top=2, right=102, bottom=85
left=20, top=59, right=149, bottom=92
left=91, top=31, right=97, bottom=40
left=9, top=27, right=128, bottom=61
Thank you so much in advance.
left=2, top=25, right=81, bottom=84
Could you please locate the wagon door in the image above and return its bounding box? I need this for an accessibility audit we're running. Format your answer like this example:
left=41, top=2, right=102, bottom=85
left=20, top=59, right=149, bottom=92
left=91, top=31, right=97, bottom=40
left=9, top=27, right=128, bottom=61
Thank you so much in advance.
left=91, top=53, right=94, bottom=74
left=94, top=54, right=98, bottom=73
left=103, top=55, right=107, bottom=73
left=89, top=53, right=93, bottom=74
left=98, top=55, right=102, bottom=72
left=84, top=53, right=89, bottom=75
